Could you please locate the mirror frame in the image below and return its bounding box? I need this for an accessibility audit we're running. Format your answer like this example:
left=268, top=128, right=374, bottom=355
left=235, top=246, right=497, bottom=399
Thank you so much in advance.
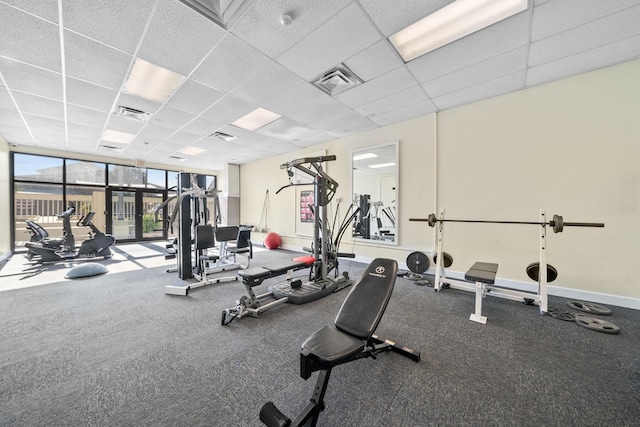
left=351, top=141, right=399, bottom=246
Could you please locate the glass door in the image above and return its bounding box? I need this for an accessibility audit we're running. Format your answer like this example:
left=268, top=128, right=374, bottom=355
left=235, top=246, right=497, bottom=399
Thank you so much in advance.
left=107, top=189, right=167, bottom=242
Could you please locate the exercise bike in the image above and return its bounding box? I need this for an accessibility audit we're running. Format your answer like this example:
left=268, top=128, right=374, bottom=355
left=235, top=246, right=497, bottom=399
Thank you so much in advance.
left=25, top=205, right=116, bottom=263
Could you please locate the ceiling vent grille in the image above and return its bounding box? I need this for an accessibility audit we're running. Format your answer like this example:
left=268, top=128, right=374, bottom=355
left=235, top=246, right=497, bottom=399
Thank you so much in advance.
left=169, top=155, right=187, bottom=161
left=177, top=0, right=256, bottom=29
left=98, top=144, right=124, bottom=152
left=209, top=131, right=237, bottom=142
left=113, top=105, right=152, bottom=121
left=313, top=64, right=363, bottom=96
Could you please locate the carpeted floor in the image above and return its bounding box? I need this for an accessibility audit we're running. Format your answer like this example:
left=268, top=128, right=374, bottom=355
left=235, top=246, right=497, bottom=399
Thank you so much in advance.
left=0, top=244, right=638, bottom=426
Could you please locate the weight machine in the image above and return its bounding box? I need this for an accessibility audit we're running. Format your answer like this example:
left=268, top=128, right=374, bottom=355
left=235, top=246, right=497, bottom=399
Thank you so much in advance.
left=163, top=173, right=252, bottom=296
left=410, top=210, right=604, bottom=323
left=221, top=155, right=356, bottom=324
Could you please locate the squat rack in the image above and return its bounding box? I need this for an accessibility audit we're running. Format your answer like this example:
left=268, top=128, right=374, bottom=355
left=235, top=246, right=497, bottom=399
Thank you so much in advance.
left=410, top=211, right=604, bottom=316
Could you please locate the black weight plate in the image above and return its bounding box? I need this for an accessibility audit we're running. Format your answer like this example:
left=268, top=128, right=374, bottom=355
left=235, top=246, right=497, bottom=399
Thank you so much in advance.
left=574, top=315, right=620, bottom=334
left=567, top=300, right=612, bottom=316
left=406, top=251, right=429, bottom=274
left=432, top=251, right=453, bottom=268
left=526, top=262, right=558, bottom=283
left=547, top=306, right=576, bottom=321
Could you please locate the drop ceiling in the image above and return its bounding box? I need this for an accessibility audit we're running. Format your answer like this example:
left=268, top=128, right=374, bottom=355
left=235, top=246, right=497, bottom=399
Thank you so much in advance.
left=1, top=0, right=639, bottom=171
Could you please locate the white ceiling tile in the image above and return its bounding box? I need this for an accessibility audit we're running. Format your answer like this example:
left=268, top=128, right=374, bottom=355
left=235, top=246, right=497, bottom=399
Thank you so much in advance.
left=66, top=104, right=108, bottom=128
left=354, top=85, right=429, bottom=118
left=290, top=132, right=332, bottom=147
left=67, top=122, right=102, bottom=140
left=0, top=108, right=25, bottom=127
left=0, top=87, right=17, bottom=110
left=231, top=0, right=351, bottom=58
left=287, top=97, right=354, bottom=125
left=23, top=113, right=65, bottom=133
left=137, top=0, right=226, bottom=75
left=31, top=128, right=66, bottom=145
left=12, top=92, right=64, bottom=120
left=0, top=57, right=63, bottom=100
left=165, top=79, right=225, bottom=115
left=531, top=0, right=640, bottom=42
left=62, top=0, right=155, bottom=53
left=166, top=130, right=201, bottom=146
left=277, top=2, right=382, bottom=81
left=529, top=5, right=640, bottom=67
left=231, top=60, right=307, bottom=106
left=407, top=12, right=530, bottom=82
left=104, top=115, right=146, bottom=135
left=433, top=71, right=526, bottom=111
left=422, top=47, right=528, bottom=98
left=66, top=77, right=117, bottom=112
left=0, top=3, right=61, bottom=71
left=359, top=0, right=453, bottom=37
left=310, top=109, right=377, bottom=136
left=202, top=95, right=258, bottom=123
left=3, top=0, right=59, bottom=23
left=527, top=34, right=640, bottom=87
left=137, top=123, right=173, bottom=143
left=254, top=117, right=324, bottom=143
left=0, top=123, right=34, bottom=145
left=344, top=39, right=404, bottom=82
left=191, top=33, right=271, bottom=92
left=260, top=81, right=329, bottom=117
left=181, top=116, right=225, bottom=136
left=335, top=66, right=417, bottom=108
left=67, top=135, right=98, bottom=150
left=150, top=106, right=196, bottom=130
left=369, top=100, right=438, bottom=127
left=64, top=30, right=132, bottom=90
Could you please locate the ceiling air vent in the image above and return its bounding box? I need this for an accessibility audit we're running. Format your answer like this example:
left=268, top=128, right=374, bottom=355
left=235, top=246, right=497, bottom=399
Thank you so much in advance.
left=169, top=155, right=187, bottom=161
left=313, top=64, right=363, bottom=96
left=209, top=131, right=237, bottom=142
left=98, top=144, right=124, bottom=152
left=113, top=105, right=152, bottom=121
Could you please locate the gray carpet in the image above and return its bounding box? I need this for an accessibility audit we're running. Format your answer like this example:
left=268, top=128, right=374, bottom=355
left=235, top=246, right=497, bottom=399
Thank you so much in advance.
left=0, top=248, right=638, bottom=426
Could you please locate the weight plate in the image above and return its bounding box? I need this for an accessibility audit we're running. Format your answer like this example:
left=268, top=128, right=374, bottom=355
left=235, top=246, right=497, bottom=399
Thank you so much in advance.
left=547, top=306, right=576, bottom=321
left=406, top=251, right=429, bottom=274
left=525, top=262, right=558, bottom=283
left=427, top=213, right=437, bottom=227
left=552, top=214, right=564, bottom=233
left=567, top=300, right=612, bottom=316
left=574, top=315, right=620, bottom=334
left=432, top=251, right=453, bottom=268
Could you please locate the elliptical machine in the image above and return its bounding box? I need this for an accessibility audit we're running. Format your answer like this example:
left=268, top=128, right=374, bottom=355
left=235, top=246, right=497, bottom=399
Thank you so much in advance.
left=25, top=204, right=116, bottom=263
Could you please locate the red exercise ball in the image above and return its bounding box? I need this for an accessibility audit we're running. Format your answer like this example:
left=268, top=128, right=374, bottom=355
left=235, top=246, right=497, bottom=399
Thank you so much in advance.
left=264, top=232, right=282, bottom=249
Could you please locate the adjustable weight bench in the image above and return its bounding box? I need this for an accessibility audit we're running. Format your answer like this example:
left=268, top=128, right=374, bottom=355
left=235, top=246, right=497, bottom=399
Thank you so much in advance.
left=464, top=262, right=499, bottom=324
left=259, top=258, right=420, bottom=427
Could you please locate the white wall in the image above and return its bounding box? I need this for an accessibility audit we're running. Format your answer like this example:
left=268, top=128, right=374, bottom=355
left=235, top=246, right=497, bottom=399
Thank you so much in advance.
left=0, top=137, right=11, bottom=260
left=240, top=59, right=640, bottom=305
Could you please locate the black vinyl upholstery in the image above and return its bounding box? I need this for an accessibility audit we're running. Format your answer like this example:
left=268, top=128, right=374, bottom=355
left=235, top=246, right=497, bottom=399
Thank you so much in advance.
left=215, top=225, right=239, bottom=242
left=195, top=225, right=216, bottom=250
left=301, top=258, right=397, bottom=364
left=334, top=258, right=397, bottom=339
left=464, top=262, right=499, bottom=284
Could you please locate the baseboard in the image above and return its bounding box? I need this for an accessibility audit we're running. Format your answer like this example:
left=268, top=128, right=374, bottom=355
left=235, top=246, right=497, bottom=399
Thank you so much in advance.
left=274, top=248, right=640, bottom=311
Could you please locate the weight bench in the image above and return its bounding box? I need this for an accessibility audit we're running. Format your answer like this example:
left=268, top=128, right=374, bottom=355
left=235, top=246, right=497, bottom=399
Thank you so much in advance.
left=464, top=262, right=499, bottom=324
left=259, top=258, right=420, bottom=427
left=222, top=256, right=317, bottom=324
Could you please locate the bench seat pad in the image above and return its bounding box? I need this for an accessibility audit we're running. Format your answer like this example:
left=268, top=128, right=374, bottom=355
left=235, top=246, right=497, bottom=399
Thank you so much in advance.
left=301, top=325, right=365, bottom=365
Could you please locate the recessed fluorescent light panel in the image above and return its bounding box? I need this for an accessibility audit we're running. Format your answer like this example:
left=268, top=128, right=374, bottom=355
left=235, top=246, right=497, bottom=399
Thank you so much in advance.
left=178, top=146, right=207, bottom=156
left=353, top=152, right=378, bottom=161
left=369, top=162, right=396, bottom=169
left=101, top=129, right=136, bottom=144
left=123, top=58, right=185, bottom=103
left=231, top=107, right=281, bottom=131
left=389, top=0, right=528, bottom=62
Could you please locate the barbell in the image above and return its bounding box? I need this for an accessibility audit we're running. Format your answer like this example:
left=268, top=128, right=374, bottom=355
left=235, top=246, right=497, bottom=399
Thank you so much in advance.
left=409, top=213, right=604, bottom=233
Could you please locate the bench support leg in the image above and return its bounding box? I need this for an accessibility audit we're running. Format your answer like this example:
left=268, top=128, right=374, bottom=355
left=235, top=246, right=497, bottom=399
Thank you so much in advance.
left=469, top=281, right=487, bottom=324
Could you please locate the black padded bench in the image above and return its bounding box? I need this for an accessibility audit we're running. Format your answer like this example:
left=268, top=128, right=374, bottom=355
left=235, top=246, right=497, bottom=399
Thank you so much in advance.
left=464, top=262, right=499, bottom=324
left=259, top=258, right=420, bottom=427
left=238, top=257, right=315, bottom=287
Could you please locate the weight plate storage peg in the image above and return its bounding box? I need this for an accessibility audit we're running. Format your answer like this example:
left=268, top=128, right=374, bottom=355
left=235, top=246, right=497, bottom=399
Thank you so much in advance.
left=574, top=315, right=620, bottom=334
left=566, top=300, right=612, bottom=316
left=547, top=306, right=576, bottom=321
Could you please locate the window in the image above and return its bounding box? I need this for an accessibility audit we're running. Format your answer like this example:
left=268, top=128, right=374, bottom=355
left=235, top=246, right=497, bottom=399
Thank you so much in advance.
left=66, top=160, right=106, bottom=185
left=13, top=154, right=64, bottom=183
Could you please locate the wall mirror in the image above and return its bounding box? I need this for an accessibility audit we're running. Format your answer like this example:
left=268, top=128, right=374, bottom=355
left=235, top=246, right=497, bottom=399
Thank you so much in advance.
left=352, top=142, right=398, bottom=245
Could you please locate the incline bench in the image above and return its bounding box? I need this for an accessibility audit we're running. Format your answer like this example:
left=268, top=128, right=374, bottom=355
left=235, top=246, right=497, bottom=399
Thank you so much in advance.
left=260, top=258, right=420, bottom=427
